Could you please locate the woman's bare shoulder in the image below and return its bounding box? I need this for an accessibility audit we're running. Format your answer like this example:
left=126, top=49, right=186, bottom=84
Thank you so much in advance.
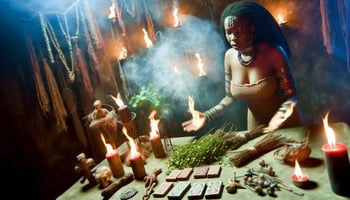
left=259, top=42, right=287, bottom=57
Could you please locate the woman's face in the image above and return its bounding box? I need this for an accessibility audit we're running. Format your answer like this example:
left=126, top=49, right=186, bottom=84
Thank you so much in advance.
left=224, top=16, right=255, bottom=52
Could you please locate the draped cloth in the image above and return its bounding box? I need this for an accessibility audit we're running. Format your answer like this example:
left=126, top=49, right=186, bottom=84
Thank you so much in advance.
left=320, top=0, right=350, bottom=72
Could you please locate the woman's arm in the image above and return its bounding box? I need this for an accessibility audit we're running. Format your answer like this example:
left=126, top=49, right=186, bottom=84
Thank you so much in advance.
left=205, top=51, right=235, bottom=121
left=263, top=46, right=298, bottom=132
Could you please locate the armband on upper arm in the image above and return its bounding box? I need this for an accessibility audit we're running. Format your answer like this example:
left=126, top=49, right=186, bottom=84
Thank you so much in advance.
left=276, top=66, right=296, bottom=99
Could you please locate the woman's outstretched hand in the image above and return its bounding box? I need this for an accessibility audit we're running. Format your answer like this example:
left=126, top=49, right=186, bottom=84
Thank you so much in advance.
left=263, top=101, right=297, bottom=133
left=181, top=110, right=206, bottom=132
left=263, top=111, right=286, bottom=133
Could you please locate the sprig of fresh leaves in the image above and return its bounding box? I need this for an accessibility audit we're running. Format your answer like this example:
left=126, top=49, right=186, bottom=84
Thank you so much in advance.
left=128, top=83, right=171, bottom=118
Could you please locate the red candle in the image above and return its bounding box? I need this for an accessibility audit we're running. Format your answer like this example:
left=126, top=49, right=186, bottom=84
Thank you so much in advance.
left=150, top=134, right=166, bottom=158
left=291, top=160, right=309, bottom=188
left=148, top=110, right=166, bottom=158
left=321, top=113, right=350, bottom=196
left=129, top=152, right=146, bottom=180
left=101, top=133, right=125, bottom=178
left=106, top=149, right=125, bottom=178
left=322, top=143, right=350, bottom=196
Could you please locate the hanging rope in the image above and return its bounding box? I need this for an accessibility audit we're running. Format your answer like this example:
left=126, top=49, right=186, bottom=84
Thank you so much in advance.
left=28, top=39, right=51, bottom=117
left=43, top=59, right=68, bottom=133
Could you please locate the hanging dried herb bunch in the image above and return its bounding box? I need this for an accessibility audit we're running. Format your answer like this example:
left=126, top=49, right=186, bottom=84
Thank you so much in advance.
left=166, top=133, right=228, bottom=174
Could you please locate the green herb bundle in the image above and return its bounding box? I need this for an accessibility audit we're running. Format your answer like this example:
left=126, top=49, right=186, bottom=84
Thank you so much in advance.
left=166, top=134, right=229, bottom=173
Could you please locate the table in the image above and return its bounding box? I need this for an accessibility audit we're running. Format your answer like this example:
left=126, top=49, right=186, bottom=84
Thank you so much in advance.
left=57, top=122, right=350, bottom=200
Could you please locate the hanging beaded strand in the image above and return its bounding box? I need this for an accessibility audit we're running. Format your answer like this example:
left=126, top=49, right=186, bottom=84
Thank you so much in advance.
left=46, top=15, right=75, bottom=82
left=56, top=3, right=81, bottom=82
left=39, top=12, right=55, bottom=64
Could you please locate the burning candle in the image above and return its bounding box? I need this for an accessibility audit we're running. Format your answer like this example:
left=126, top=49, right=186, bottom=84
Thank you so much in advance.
left=106, top=149, right=125, bottom=178
left=291, top=160, right=309, bottom=188
left=122, top=127, right=146, bottom=180
left=101, top=133, right=125, bottom=178
left=129, top=151, right=146, bottom=180
left=149, top=110, right=166, bottom=158
left=150, top=133, right=166, bottom=158
left=321, top=112, right=350, bottom=196
left=110, top=94, right=132, bottom=123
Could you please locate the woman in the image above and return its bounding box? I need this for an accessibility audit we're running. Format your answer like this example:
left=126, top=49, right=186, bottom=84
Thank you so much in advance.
left=182, top=1, right=302, bottom=132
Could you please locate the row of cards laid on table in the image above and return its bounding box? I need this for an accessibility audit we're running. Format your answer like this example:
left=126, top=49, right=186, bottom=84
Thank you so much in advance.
left=153, top=180, right=224, bottom=199
left=166, top=165, right=222, bottom=182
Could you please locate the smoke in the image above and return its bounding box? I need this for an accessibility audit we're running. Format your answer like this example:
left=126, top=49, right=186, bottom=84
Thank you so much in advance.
left=123, top=15, right=226, bottom=108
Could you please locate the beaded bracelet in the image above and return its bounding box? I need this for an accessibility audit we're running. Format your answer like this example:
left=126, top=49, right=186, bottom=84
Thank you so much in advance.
left=204, top=107, right=220, bottom=122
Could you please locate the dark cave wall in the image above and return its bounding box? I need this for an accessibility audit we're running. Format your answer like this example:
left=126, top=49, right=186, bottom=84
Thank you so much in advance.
left=0, top=0, right=349, bottom=199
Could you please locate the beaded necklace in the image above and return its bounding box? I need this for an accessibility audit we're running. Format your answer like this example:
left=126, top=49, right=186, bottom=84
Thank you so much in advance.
left=237, top=44, right=259, bottom=66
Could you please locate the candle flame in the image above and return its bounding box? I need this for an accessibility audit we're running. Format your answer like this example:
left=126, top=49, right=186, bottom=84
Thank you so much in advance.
left=118, top=47, right=127, bottom=60
left=173, top=8, right=181, bottom=27
left=110, top=93, right=125, bottom=107
left=122, top=126, right=139, bottom=158
left=277, top=14, right=287, bottom=25
left=294, top=159, right=303, bottom=178
left=195, top=53, right=206, bottom=76
left=142, top=28, right=153, bottom=48
left=100, top=133, right=114, bottom=154
left=188, top=96, right=201, bottom=127
left=108, top=3, right=116, bottom=20
left=149, top=110, right=160, bottom=138
left=323, top=112, right=336, bottom=147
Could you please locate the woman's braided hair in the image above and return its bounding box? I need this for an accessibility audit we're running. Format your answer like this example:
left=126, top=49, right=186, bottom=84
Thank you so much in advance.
left=220, top=1, right=291, bottom=57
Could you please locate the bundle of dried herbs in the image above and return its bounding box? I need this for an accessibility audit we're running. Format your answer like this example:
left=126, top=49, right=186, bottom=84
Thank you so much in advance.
left=214, top=123, right=266, bottom=150
left=166, top=133, right=229, bottom=174
left=230, top=133, right=295, bottom=167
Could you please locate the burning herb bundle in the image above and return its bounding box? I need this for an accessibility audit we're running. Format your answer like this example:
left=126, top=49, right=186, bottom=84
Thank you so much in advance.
left=166, top=134, right=228, bottom=174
